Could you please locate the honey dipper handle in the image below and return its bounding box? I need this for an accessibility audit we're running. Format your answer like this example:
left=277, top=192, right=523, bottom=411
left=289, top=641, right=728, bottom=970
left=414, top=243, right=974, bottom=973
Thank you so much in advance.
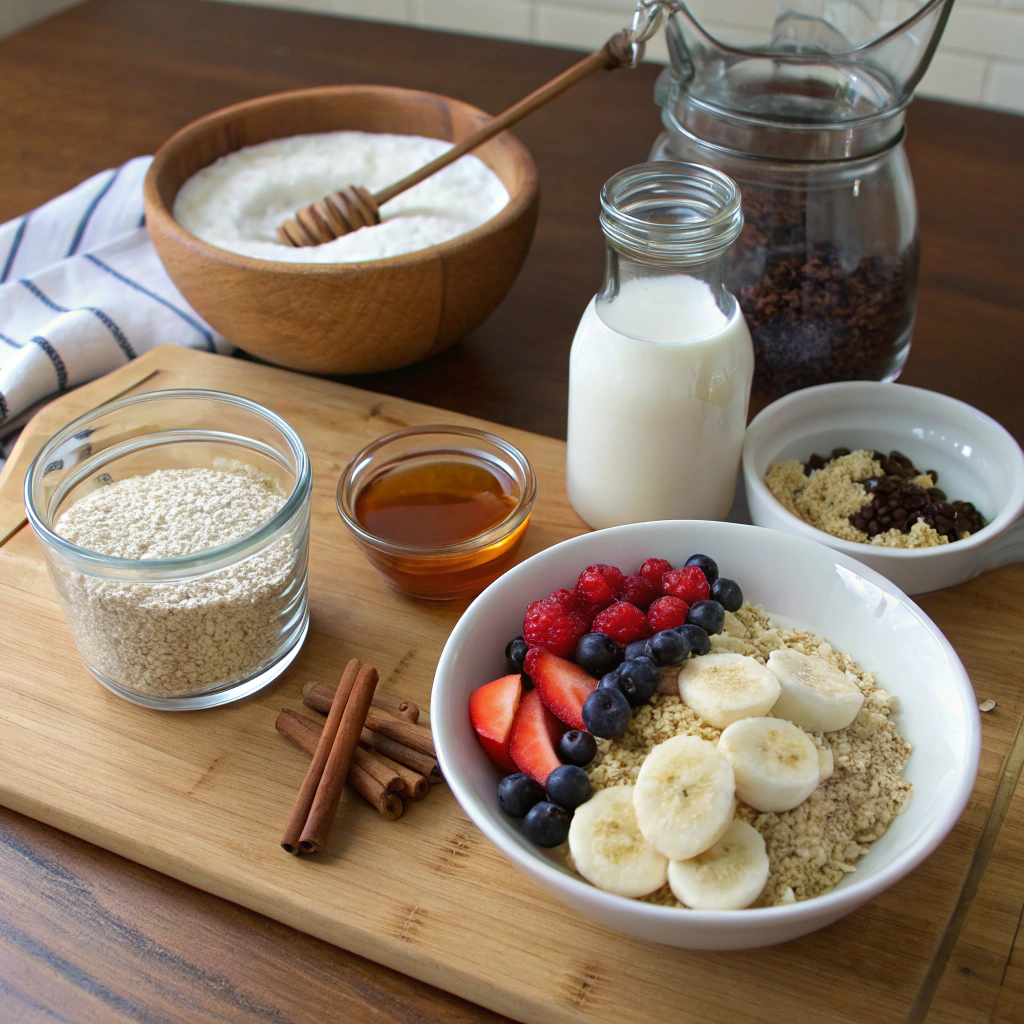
left=372, top=29, right=635, bottom=208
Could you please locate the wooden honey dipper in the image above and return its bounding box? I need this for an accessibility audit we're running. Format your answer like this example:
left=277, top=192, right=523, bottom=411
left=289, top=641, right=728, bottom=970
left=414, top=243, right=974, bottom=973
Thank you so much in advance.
left=277, top=28, right=637, bottom=247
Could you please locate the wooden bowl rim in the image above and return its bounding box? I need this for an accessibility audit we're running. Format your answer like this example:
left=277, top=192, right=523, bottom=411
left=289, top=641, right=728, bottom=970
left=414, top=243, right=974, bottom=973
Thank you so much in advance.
left=144, top=84, right=540, bottom=277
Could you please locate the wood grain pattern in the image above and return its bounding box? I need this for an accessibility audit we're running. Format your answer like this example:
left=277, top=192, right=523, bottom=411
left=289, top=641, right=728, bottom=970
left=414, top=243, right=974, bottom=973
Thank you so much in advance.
left=0, top=345, right=1022, bottom=1024
left=0, top=2, right=1021, bottom=1021
left=0, top=807, right=503, bottom=1024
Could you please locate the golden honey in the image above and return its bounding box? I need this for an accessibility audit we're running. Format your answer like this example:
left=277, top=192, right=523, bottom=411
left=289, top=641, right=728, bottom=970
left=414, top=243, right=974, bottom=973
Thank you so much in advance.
left=348, top=446, right=532, bottom=600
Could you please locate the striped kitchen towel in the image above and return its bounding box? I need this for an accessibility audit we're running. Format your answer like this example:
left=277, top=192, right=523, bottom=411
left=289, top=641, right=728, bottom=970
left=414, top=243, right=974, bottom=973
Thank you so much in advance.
left=0, top=156, right=230, bottom=466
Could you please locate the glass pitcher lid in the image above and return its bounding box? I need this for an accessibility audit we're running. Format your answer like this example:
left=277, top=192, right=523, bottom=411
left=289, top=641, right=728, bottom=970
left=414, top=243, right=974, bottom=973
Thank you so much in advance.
left=655, top=0, right=954, bottom=160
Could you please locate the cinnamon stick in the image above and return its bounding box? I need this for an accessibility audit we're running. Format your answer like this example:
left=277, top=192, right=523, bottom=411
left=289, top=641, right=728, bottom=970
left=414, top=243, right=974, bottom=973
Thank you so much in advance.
left=281, top=659, right=360, bottom=854
left=359, top=728, right=443, bottom=784
left=352, top=746, right=404, bottom=794
left=301, top=681, right=417, bottom=724
left=396, top=700, right=419, bottom=723
left=350, top=764, right=404, bottom=820
left=299, top=663, right=380, bottom=853
left=276, top=708, right=324, bottom=756
left=277, top=710, right=403, bottom=820
left=364, top=707, right=435, bottom=758
left=304, top=680, right=339, bottom=715
left=366, top=750, right=428, bottom=801
left=305, top=681, right=436, bottom=757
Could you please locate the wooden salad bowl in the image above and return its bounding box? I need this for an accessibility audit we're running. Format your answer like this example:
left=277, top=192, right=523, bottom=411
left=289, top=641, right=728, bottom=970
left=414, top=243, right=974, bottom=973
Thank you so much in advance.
left=144, top=85, right=540, bottom=375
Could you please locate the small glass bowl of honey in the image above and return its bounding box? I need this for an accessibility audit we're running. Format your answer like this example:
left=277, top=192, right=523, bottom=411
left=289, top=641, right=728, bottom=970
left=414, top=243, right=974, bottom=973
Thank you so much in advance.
left=337, top=425, right=537, bottom=600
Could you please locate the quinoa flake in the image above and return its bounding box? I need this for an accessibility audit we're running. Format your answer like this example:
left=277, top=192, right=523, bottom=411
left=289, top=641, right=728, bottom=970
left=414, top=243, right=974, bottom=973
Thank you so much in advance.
left=764, top=450, right=948, bottom=549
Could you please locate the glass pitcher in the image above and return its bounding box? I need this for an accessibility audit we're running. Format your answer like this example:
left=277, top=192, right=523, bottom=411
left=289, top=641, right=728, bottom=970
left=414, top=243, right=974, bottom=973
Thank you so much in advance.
left=647, top=0, right=954, bottom=401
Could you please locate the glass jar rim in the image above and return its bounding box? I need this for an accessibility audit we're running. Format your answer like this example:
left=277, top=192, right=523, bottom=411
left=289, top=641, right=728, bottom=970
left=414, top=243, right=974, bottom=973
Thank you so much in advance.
left=336, top=424, right=537, bottom=558
left=24, top=388, right=312, bottom=578
left=599, top=161, right=743, bottom=265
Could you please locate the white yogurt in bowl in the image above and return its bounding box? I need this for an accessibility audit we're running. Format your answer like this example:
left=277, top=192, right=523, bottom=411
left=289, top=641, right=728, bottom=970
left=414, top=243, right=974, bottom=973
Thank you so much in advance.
left=172, top=130, right=510, bottom=263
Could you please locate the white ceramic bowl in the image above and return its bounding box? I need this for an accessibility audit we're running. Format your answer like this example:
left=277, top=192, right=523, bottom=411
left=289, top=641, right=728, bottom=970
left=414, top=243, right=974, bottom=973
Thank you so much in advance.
left=743, top=382, right=1024, bottom=595
left=431, top=520, right=979, bottom=950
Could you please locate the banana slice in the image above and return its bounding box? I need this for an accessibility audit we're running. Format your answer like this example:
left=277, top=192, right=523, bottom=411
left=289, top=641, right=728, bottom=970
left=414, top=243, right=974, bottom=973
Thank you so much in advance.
left=668, top=819, right=769, bottom=911
left=677, top=653, right=781, bottom=729
left=817, top=745, right=834, bottom=784
left=633, top=735, right=736, bottom=861
left=717, top=717, right=820, bottom=812
left=766, top=648, right=864, bottom=732
left=568, top=785, right=669, bottom=898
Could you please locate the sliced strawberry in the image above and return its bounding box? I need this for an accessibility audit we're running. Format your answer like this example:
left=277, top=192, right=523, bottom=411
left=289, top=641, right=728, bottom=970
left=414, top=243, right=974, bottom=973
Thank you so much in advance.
left=524, top=647, right=597, bottom=731
left=509, top=688, right=564, bottom=784
left=469, top=674, right=522, bottom=772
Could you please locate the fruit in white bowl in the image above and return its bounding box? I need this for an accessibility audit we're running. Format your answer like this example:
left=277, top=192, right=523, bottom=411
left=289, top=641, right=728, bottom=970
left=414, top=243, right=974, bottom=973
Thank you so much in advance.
left=431, top=521, right=980, bottom=949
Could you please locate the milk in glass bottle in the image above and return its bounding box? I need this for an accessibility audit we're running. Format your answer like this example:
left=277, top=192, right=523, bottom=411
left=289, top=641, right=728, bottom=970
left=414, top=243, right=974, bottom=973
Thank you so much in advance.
left=567, top=162, right=753, bottom=528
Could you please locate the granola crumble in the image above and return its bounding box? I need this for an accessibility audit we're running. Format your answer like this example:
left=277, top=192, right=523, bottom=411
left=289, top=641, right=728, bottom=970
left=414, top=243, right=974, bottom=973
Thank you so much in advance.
left=584, top=604, right=913, bottom=907
left=765, top=451, right=947, bottom=549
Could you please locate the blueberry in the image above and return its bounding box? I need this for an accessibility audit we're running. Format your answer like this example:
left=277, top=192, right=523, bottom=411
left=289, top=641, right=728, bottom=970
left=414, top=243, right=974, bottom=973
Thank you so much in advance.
left=505, top=636, right=533, bottom=688
left=545, top=764, right=591, bottom=810
left=625, top=639, right=651, bottom=661
left=684, top=553, right=719, bottom=584
left=675, top=623, right=711, bottom=656
left=522, top=801, right=572, bottom=847
left=582, top=686, right=632, bottom=738
left=557, top=729, right=598, bottom=767
left=497, top=773, right=545, bottom=818
left=597, top=664, right=624, bottom=689
left=616, top=657, right=661, bottom=707
left=650, top=629, right=690, bottom=667
left=711, top=577, right=743, bottom=613
left=687, top=600, right=726, bottom=635
left=505, top=636, right=528, bottom=673
left=575, top=632, right=623, bottom=678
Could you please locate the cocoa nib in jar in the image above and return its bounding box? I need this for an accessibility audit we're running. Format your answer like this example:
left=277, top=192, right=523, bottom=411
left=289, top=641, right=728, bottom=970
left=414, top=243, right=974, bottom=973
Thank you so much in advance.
left=726, top=184, right=918, bottom=401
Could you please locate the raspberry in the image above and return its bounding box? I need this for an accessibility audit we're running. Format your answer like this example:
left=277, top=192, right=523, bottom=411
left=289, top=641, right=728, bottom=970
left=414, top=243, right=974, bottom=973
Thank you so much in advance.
left=574, top=563, right=625, bottom=613
left=591, top=601, right=653, bottom=646
left=648, top=596, right=690, bottom=632
left=661, top=566, right=710, bottom=604
left=523, top=598, right=588, bottom=659
left=619, top=573, right=657, bottom=610
left=638, top=557, right=673, bottom=590
left=547, top=588, right=581, bottom=614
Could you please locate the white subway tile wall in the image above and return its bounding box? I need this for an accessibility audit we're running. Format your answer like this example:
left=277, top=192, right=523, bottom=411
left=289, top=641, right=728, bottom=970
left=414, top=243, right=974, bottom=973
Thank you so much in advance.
left=4, top=0, right=1021, bottom=113
left=208, top=0, right=1023, bottom=112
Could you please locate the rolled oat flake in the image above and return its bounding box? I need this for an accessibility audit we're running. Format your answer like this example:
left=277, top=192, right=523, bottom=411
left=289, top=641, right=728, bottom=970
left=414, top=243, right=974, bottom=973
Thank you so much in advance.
left=53, top=465, right=293, bottom=697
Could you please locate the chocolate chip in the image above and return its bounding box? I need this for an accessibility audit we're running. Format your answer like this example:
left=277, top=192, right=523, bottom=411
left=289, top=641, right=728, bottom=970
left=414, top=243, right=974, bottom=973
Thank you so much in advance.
left=734, top=206, right=913, bottom=400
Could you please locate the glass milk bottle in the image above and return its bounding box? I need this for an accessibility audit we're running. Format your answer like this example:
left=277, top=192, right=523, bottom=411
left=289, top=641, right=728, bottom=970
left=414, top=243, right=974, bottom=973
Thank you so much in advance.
left=567, top=162, right=753, bottom=529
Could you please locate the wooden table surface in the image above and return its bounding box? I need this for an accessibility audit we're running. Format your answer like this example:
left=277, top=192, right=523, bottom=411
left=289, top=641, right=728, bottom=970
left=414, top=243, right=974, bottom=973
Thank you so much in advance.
left=0, top=2, right=1021, bottom=1022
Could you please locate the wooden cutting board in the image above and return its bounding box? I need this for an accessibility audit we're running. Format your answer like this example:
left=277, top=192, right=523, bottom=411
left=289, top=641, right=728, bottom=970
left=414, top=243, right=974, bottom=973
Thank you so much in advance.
left=1, top=345, right=1022, bottom=1024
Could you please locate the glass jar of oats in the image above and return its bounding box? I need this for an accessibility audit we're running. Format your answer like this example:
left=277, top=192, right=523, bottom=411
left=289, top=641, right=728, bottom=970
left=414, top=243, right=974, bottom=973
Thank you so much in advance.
left=25, top=389, right=311, bottom=710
